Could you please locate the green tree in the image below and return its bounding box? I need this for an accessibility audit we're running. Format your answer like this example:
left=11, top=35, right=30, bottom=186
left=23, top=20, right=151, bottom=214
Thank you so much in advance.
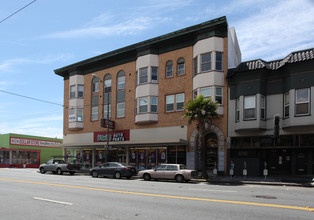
left=183, top=94, right=219, bottom=179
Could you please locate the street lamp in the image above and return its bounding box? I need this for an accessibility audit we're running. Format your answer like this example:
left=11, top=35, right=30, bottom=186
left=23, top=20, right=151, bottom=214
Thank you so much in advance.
left=92, top=74, right=110, bottom=162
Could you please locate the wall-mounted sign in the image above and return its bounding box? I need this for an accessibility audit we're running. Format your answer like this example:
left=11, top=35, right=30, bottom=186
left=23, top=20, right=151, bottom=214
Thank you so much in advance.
left=94, top=130, right=130, bottom=142
left=101, top=118, right=115, bottom=129
left=10, top=137, right=61, bottom=148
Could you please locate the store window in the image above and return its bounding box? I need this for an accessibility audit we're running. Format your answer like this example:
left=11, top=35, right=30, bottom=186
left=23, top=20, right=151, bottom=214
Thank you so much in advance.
left=295, top=88, right=310, bottom=116
left=244, top=95, right=256, bottom=120
left=166, top=61, right=173, bottom=78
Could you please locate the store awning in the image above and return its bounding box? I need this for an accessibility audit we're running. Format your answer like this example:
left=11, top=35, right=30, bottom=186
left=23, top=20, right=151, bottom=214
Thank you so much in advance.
left=48, top=139, right=188, bottom=149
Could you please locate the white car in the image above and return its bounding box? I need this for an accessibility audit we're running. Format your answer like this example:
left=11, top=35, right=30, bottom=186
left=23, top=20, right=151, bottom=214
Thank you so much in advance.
left=138, top=164, right=198, bottom=183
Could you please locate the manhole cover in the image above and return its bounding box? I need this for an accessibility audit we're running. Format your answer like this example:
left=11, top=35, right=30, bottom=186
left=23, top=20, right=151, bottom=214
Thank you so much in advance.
left=255, top=195, right=277, bottom=199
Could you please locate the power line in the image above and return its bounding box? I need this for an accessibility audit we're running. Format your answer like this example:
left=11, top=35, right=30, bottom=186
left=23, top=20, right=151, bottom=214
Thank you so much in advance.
left=0, top=89, right=63, bottom=107
left=0, top=0, right=37, bottom=24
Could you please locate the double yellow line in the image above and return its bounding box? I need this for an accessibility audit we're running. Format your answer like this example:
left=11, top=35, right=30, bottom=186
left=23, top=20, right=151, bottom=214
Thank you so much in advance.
left=0, top=177, right=313, bottom=212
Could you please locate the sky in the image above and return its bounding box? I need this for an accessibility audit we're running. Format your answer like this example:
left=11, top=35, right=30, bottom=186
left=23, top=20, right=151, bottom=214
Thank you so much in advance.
left=1, top=0, right=314, bottom=139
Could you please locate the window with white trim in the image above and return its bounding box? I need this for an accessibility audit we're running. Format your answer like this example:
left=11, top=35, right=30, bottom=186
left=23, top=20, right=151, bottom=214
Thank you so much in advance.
left=139, top=97, right=148, bottom=113
left=166, top=61, right=173, bottom=78
left=77, top=108, right=83, bottom=122
left=166, top=95, right=174, bottom=112
left=69, top=109, right=75, bottom=122
left=176, top=93, right=184, bottom=111
left=244, top=95, right=256, bottom=120
left=151, top=97, right=158, bottom=113
left=200, top=87, right=211, bottom=99
left=201, top=52, right=211, bottom=72
left=284, top=92, right=289, bottom=118
left=77, top=85, right=84, bottom=98
left=117, top=71, right=125, bottom=118
left=70, top=85, right=76, bottom=99
left=139, top=67, right=148, bottom=84
left=295, top=88, right=310, bottom=116
left=92, top=78, right=99, bottom=93
left=177, top=58, right=185, bottom=76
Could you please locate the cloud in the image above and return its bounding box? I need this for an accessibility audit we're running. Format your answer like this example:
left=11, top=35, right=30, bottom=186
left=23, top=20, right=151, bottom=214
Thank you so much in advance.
left=233, top=0, right=314, bottom=61
left=0, top=54, right=73, bottom=72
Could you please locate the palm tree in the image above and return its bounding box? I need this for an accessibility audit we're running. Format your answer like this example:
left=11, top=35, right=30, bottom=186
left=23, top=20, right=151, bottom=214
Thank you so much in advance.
left=183, top=94, right=219, bottom=179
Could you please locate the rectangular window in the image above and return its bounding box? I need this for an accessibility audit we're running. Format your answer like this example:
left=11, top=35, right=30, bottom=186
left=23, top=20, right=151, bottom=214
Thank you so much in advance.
left=177, top=58, right=185, bottom=76
left=77, top=85, right=84, bottom=98
left=201, top=52, right=211, bottom=72
left=139, top=97, right=148, bottom=113
left=151, top=97, right=158, bottom=113
left=200, top=87, right=211, bottom=99
left=260, top=95, right=265, bottom=120
left=176, top=93, right=184, bottom=111
left=215, top=52, right=223, bottom=71
left=166, top=95, right=174, bottom=112
left=117, top=103, right=125, bottom=118
left=244, top=95, right=256, bottom=120
left=151, top=67, right=158, bottom=83
left=104, top=104, right=111, bottom=119
left=193, top=57, right=198, bottom=76
left=295, top=88, right=310, bottom=116
left=284, top=92, right=289, bottom=118
left=92, top=82, right=99, bottom=93
left=77, top=108, right=83, bottom=122
left=236, top=98, right=240, bottom=122
left=70, top=85, right=76, bottom=99
left=92, top=107, right=98, bottom=121
left=215, top=87, right=223, bottom=104
left=139, top=67, right=148, bottom=84
left=69, top=109, right=75, bottom=122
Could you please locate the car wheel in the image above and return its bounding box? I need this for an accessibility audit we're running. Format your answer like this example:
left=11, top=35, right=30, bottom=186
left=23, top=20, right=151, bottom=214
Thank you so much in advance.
left=175, top=174, right=184, bottom=183
left=40, top=168, right=46, bottom=174
left=114, top=172, right=121, bottom=179
left=57, top=168, right=63, bottom=175
left=92, top=171, right=98, bottom=178
left=143, top=173, right=151, bottom=181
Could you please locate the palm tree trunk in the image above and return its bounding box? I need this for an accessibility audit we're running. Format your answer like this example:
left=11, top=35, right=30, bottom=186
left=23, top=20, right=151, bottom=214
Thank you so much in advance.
left=198, top=122, right=208, bottom=179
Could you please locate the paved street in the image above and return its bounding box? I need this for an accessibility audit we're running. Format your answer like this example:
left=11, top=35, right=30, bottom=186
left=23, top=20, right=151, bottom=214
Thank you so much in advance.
left=0, top=168, right=313, bottom=220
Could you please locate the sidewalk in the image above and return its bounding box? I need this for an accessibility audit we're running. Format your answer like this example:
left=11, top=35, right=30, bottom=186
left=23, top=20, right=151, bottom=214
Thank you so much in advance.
left=196, top=175, right=314, bottom=187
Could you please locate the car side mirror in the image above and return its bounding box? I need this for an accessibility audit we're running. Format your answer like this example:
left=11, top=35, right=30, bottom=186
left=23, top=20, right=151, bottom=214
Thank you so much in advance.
left=153, top=168, right=157, bottom=171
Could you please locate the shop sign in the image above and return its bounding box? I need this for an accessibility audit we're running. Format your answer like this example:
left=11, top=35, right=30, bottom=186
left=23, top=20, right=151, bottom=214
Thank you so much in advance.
left=10, top=137, right=61, bottom=147
left=94, top=130, right=130, bottom=142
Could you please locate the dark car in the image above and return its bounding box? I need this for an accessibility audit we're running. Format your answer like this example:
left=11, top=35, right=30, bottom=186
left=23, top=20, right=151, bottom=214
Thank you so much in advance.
left=90, top=162, right=137, bottom=179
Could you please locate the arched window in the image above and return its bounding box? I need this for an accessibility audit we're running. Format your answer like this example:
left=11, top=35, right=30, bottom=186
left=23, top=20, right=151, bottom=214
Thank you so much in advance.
left=117, top=71, right=125, bottom=118
left=91, top=77, right=99, bottom=121
left=177, top=58, right=185, bottom=76
left=104, top=74, right=111, bottom=119
left=166, top=61, right=173, bottom=78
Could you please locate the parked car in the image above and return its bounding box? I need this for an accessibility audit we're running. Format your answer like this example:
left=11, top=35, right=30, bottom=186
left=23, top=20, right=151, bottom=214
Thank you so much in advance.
left=39, top=159, right=80, bottom=175
left=90, top=162, right=137, bottom=179
left=138, top=164, right=198, bottom=182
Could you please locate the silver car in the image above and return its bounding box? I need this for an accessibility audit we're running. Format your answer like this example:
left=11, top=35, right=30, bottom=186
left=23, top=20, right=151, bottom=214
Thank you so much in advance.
left=138, top=164, right=198, bottom=183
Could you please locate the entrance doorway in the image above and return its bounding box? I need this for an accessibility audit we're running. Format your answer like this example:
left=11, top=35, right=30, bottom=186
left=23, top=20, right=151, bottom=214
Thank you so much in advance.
left=205, top=133, right=218, bottom=172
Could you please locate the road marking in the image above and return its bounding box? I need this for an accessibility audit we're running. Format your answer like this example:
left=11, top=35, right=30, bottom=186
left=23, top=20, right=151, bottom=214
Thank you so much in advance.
left=0, top=178, right=313, bottom=212
left=33, top=197, right=73, bottom=205
left=189, top=188, right=237, bottom=193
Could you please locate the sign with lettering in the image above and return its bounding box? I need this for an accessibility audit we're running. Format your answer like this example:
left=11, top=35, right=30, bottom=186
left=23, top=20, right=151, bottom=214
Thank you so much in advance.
left=10, top=137, right=61, bottom=148
left=94, top=130, right=130, bottom=142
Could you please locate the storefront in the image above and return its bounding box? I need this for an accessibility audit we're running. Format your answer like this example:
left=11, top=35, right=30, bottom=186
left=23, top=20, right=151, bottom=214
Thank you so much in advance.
left=0, top=134, right=63, bottom=168
left=61, top=129, right=187, bottom=170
